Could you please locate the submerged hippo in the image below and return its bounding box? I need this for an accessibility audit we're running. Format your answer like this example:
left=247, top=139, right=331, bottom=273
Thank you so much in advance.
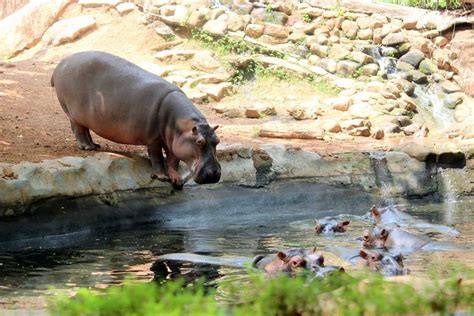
left=253, top=248, right=345, bottom=277
left=356, top=249, right=409, bottom=276
left=252, top=251, right=307, bottom=275
left=315, top=217, right=350, bottom=234
left=369, top=205, right=460, bottom=237
left=51, top=51, right=221, bottom=189
left=362, top=226, right=429, bottom=253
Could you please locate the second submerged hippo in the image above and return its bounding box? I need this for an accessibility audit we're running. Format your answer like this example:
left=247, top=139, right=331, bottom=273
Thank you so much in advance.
left=253, top=248, right=345, bottom=277
left=315, top=217, right=350, bottom=234
left=355, top=249, right=409, bottom=276
left=361, top=226, right=429, bottom=253
left=369, top=205, right=460, bottom=237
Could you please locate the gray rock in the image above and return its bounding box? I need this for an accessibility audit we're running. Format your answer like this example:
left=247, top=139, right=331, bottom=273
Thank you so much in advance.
left=396, top=60, right=415, bottom=72
left=381, top=46, right=397, bottom=57
left=382, top=32, right=405, bottom=46
left=310, top=44, right=329, bottom=58
left=441, top=80, right=461, bottom=93
left=399, top=49, right=424, bottom=68
left=203, top=20, right=228, bottom=36
left=409, top=70, right=428, bottom=84
left=359, top=63, right=379, bottom=76
left=350, top=51, right=374, bottom=64
left=336, top=60, right=360, bottom=76
left=443, top=93, right=463, bottom=109
left=341, top=20, right=358, bottom=39
left=418, top=59, right=438, bottom=75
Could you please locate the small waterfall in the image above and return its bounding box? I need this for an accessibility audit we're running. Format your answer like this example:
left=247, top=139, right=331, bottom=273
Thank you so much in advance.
left=370, top=151, right=395, bottom=208
left=414, top=84, right=453, bottom=130
left=437, top=168, right=457, bottom=225
left=365, top=45, right=455, bottom=131
left=212, top=0, right=231, bottom=11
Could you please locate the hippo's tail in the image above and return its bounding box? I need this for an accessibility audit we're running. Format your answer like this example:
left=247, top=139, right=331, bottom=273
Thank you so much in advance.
left=50, top=75, right=54, bottom=87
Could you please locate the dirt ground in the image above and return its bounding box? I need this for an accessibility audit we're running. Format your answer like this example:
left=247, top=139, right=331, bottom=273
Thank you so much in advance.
left=0, top=4, right=435, bottom=165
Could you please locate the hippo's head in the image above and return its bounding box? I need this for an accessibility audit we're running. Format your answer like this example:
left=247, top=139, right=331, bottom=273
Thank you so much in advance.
left=173, top=122, right=221, bottom=184
left=276, top=252, right=307, bottom=274
left=315, top=218, right=350, bottom=234
left=359, top=249, right=408, bottom=276
left=361, top=228, right=388, bottom=249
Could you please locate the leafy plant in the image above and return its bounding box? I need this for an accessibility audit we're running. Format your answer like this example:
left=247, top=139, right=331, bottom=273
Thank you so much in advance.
left=302, top=13, right=312, bottom=23
left=51, top=267, right=474, bottom=316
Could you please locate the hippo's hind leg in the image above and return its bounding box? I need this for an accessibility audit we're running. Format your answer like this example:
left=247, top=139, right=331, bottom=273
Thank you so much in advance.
left=148, top=144, right=170, bottom=182
left=69, top=120, right=100, bottom=151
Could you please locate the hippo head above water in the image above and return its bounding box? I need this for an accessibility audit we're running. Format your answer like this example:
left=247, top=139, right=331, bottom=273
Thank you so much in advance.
left=173, top=122, right=221, bottom=185
left=358, top=249, right=409, bottom=276
left=315, top=217, right=350, bottom=234
left=361, top=227, right=388, bottom=249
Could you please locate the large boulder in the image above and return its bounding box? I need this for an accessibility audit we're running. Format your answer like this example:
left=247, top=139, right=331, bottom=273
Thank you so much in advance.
left=203, top=20, right=228, bottom=36
left=450, top=29, right=474, bottom=97
left=0, top=0, right=72, bottom=58
left=42, top=16, right=96, bottom=46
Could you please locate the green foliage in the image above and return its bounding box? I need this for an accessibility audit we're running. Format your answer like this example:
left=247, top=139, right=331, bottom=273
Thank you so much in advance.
left=377, top=0, right=462, bottom=9
left=334, top=6, right=346, bottom=17
left=302, top=13, right=312, bottom=23
left=265, top=4, right=273, bottom=14
left=51, top=268, right=474, bottom=316
left=163, top=33, right=176, bottom=42
left=51, top=279, right=222, bottom=316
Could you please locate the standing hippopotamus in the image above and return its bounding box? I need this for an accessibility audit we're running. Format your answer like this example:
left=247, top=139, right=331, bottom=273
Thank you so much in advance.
left=252, top=251, right=306, bottom=275
left=51, top=51, right=221, bottom=189
left=315, top=217, right=350, bottom=234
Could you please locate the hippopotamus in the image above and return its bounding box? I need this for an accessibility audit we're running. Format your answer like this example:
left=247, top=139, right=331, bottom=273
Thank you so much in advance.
left=253, top=248, right=345, bottom=277
left=369, top=205, right=460, bottom=237
left=362, top=226, right=430, bottom=253
left=315, top=217, right=350, bottom=234
left=252, top=251, right=307, bottom=275
left=355, top=249, right=409, bottom=276
left=333, top=247, right=408, bottom=277
left=51, top=51, right=221, bottom=189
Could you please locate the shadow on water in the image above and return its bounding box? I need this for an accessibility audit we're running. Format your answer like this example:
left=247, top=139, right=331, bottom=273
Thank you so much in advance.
left=0, top=180, right=473, bottom=307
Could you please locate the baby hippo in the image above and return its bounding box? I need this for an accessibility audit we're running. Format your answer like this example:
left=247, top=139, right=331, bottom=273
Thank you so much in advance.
left=252, top=251, right=306, bottom=275
left=315, top=217, right=350, bottom=234
left=356, top=249, right=409, bottom=276
left=362, top=226, right=429, bottom=253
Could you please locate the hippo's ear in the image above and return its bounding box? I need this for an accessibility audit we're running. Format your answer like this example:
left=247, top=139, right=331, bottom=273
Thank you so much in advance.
left=311, top=247, right=317, bottom=253
left=380, top=229, right=389, bottom=239
left=341, top=221, right=350, bottom=226
left=315, top=224, right=323, bottom=234
left=338, top=267, right=345, bottom=272
left=317, top=254, right=324, bottom=266
left=192, top=126, right=198, bottom=135
left=394, top=254, right=404, bottom=264
left=359, top=250, right=368, bottom=259
left=213, top=125, right=219, bottom=131
left=371, top=205, right=380, bottom=217
left=277, top=251, right=288, bottom=262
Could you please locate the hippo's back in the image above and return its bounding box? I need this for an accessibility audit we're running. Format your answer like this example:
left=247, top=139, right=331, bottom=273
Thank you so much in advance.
left=52, top=51, right=180, bottom=145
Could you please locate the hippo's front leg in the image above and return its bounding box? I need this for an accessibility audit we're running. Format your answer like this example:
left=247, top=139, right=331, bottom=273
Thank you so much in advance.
left=148, top=144, right=170, bottom=182
left=164, top=149, right=184, bottom=190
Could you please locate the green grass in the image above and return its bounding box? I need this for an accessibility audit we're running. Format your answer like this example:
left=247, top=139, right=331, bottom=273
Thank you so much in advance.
left=51, top=267, right=474, bottom=316
left=377, top=0, right=462, bottom=9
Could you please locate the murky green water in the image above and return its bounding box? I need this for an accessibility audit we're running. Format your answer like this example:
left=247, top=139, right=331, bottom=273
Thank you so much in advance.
left=0, top=181, right=473, bottom=309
